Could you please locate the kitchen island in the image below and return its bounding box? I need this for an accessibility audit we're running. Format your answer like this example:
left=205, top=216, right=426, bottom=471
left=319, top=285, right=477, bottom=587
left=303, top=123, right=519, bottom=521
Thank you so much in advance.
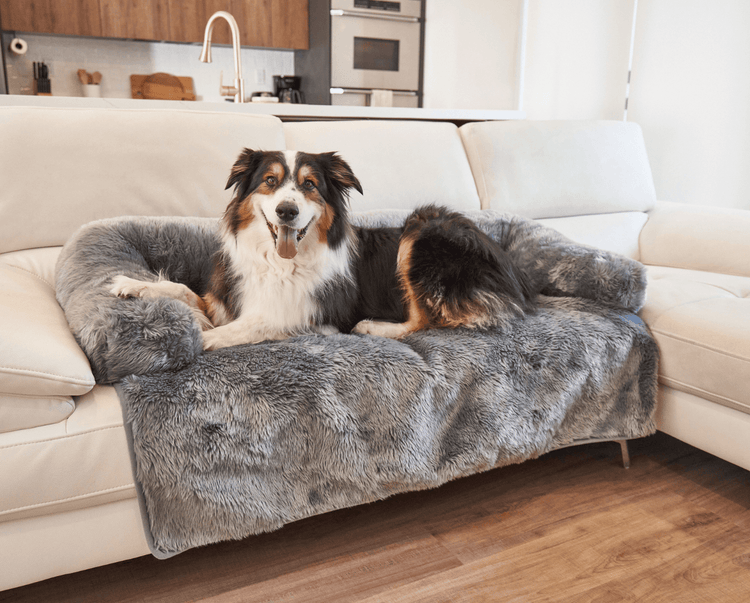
left=0, top=94, right=524, bottom=125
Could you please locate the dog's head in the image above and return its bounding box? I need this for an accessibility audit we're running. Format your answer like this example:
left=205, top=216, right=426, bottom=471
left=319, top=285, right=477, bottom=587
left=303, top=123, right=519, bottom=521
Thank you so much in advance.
left=223, top=149, right=362, bottom=259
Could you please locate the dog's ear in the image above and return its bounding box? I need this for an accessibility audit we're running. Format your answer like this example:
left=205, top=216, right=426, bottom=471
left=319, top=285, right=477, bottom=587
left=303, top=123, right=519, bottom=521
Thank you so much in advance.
left=225, top=148, right=264, bottom=192
left=318, top=152, right=363, bottom=197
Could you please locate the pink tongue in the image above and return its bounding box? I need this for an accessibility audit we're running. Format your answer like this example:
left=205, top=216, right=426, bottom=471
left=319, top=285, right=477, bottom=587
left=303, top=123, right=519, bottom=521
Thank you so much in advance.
left=276, top=225, right=298, bottom=259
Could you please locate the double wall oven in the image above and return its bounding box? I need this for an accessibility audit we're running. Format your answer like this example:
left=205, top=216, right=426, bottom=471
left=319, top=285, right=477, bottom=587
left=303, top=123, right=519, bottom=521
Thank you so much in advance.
left=295, top=0, right=424, bottom=108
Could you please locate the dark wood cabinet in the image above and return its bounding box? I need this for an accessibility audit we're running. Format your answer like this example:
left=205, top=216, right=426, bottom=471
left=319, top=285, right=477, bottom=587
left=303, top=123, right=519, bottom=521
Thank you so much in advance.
left=0, top=0, right=308, bottom=49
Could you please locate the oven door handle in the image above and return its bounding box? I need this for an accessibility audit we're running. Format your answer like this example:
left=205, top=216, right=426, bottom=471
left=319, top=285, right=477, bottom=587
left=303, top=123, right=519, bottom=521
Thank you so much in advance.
left=330, top=9, right=420, bottom=23
left=331, top=87, right=418, bottom=97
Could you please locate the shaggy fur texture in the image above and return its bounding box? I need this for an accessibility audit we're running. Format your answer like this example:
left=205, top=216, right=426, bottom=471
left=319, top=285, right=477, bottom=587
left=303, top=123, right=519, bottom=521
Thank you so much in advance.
left=56, top=216, right=218, bottom=383
left=55, top=210, right=658, bottom=557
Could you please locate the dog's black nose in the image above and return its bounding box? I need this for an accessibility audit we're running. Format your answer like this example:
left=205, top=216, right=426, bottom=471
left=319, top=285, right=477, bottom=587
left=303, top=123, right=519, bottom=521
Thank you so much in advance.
left=276, top=202, right=299, bottom=223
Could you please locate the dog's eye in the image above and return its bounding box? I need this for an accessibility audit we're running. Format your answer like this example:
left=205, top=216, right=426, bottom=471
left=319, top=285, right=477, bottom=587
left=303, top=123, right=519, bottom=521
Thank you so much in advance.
left=303, top=179, right=315, bottom=190
left=265, top=176, right=277, bottom=187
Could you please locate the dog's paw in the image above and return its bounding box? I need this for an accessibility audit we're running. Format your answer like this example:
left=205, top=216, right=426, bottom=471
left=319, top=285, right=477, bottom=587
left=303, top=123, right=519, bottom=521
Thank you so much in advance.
left=352, top=319, right=412, bottom=339
left=351, top=320, right=374, bottom=335
left=202, top=328, right=247, bottom=351
left=201, top=328, right=225, bottom=351
left=109, top=275, right=148, bottom=298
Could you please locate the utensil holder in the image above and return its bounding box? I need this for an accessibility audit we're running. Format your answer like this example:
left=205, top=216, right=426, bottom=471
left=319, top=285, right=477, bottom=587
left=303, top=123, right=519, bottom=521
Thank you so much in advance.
left=82, top=84, right=101, bottom=98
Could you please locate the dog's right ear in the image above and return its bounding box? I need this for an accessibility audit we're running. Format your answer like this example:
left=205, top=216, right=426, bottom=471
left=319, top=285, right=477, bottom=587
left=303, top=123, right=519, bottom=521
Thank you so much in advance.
left=225, top=148, right=264, bottom=193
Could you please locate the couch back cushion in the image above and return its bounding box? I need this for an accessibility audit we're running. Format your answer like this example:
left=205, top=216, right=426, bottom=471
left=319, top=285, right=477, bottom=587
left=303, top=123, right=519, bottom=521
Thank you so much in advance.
left=459, top=120, right=657, bottom=218
left=0, top=107, right=286, bottom=254
left=283, top=120, right=481, bottom=213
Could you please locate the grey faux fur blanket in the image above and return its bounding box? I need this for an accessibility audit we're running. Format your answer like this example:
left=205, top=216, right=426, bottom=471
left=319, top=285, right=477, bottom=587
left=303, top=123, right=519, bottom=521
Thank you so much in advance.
left=55, top=210, right=658, bottom=558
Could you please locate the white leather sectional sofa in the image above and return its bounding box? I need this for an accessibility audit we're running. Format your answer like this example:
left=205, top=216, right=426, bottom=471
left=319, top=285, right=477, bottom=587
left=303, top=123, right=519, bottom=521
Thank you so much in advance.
left=0, top=103, right=748, bottom=591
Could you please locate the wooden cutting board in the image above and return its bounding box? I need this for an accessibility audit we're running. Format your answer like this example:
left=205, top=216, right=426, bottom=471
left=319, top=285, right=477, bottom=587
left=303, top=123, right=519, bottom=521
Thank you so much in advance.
left=131, top=73, right=196, bottom=101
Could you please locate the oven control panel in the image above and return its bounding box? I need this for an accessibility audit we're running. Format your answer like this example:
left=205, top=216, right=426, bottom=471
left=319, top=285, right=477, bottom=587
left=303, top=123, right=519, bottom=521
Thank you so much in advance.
left=354, top=0, right=401, bottom=11
left=332, top=0, right=421, bottom=19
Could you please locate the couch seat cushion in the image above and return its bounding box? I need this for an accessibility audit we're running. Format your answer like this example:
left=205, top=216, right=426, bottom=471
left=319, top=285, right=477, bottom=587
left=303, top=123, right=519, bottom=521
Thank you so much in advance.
left=0, top=385, right=134, bottom=523
left=0, top=393, right=75, bottom=435
left=0, top=248, right=95, bottom=432
left=640, top=266, right=750, bottom=414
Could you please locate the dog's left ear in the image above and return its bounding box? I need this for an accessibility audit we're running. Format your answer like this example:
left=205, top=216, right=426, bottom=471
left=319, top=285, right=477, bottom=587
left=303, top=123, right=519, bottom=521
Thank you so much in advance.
left=318, top=152, right=363, bottom=197
left=225, top=148, right=264, bottom=193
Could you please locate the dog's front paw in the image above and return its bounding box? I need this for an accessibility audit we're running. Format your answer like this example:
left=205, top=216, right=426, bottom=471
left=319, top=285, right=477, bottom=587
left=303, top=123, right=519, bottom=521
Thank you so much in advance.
left=109, top=275, right=147, bottom=298
left=202, top=328, right=228, bottom=351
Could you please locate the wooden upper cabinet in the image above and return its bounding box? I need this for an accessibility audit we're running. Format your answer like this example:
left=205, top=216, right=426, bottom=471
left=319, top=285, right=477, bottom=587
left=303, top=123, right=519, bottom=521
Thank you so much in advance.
left=233, top=0, right=273, bottom=49
left=173, top=1, right=308, bottom=50
left=0, top=0, right=102, bottom=37
left=0, top=0, right=308, bottom=49
left=169, top=0, right=231, bottom=45
left=271, top=0, right=308, bottom=49
left=100, top=0, right=170, bottom=41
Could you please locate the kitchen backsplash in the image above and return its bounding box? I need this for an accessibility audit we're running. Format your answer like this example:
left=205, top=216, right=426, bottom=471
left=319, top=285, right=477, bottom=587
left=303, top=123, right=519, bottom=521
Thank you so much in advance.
left=1, top=32, right=294, bottom=101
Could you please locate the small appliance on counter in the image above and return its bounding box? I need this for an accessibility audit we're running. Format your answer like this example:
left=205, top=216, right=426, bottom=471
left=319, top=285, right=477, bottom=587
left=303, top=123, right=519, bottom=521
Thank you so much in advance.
left=273, top=75, right=305, bottom=104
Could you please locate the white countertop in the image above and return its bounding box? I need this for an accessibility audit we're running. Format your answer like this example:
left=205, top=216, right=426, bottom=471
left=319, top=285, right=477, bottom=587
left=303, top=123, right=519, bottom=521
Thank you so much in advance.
left=0, top=94, right=525, bottom=122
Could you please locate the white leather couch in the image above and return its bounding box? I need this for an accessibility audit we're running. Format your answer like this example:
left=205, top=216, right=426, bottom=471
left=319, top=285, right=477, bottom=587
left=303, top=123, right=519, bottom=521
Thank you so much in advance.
left=0, top=104, right=748, bottom=591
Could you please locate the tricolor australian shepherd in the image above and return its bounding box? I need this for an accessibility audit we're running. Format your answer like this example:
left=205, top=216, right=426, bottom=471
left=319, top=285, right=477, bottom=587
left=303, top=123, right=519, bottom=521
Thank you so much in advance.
left=110, top=150, right=534, bottom=350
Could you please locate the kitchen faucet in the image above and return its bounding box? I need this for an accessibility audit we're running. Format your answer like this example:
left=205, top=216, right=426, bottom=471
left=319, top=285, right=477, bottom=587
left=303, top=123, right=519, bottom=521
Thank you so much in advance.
left=199, top=11, right=245, bottom=103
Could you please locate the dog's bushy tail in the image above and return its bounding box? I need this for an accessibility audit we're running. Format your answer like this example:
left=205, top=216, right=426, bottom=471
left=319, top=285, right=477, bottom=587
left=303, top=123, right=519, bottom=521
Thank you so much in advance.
left=399, top=205, right=535, bottom=329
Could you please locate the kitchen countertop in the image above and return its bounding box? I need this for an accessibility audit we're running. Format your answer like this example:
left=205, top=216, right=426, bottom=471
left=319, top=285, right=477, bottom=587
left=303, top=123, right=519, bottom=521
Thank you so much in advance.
left=0, top=95, right=525, bottom=123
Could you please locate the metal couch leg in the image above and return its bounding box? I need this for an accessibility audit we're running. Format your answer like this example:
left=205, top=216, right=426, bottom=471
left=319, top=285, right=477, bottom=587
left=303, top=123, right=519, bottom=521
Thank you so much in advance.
left=617, top=440, right=631, bottom=469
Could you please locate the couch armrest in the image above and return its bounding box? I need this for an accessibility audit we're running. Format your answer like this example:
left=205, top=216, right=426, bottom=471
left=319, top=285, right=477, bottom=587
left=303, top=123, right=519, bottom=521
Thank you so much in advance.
left=639, top=201, right=750, bottom=277
left=0, top=263, right=95, bottom=401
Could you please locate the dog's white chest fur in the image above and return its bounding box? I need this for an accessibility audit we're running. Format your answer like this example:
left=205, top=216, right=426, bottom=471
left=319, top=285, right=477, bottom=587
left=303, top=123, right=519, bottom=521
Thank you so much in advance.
left=210, top=219, right=351, bottom=345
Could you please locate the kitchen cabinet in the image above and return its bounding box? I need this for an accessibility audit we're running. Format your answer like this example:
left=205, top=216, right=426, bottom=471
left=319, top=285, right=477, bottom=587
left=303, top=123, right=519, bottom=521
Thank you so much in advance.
left=271, top=0, right=307, bottom=49
left=100, top=0, right=170, bottom=41
left=0, top=0, right=102, bottom=37
left=168, top=1, right=270, bottom=47
left=169, top=0, right=229, bottom=45
left=171, top=0, right=308, bottom=49
left=0, top=0, right=308, bottom=49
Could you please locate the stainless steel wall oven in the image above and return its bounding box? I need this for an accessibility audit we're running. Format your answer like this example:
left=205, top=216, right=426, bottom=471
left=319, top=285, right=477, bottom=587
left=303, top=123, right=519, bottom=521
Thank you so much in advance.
left=295, top=0, right=424, bottom=108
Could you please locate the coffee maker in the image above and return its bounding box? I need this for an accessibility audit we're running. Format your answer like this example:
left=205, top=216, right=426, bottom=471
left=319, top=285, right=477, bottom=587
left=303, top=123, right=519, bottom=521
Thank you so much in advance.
left=273, top=76, right=305, bottom=104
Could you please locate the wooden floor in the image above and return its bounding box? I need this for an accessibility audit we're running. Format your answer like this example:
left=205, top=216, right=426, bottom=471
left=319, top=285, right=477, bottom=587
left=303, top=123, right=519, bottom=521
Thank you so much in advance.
left=2, top=432, right=749, bottom=603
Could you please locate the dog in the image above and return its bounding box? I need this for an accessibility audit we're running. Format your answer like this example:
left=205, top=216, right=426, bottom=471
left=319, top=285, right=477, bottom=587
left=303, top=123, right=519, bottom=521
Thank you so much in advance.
left=110, top=149, right=535, bottom=350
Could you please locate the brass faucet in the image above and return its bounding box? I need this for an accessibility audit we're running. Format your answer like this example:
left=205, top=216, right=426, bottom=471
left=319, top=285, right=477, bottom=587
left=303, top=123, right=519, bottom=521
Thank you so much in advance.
left=199, top=11, right=245, bottom=103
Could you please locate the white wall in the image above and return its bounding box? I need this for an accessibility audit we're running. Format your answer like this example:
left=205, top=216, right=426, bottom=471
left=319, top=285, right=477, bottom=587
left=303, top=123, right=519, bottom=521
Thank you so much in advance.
left=523, top=0, right=633, bottom=120
left=424, top=0, right=750, bottom=211
left=628, top=1, right=750, bottom=211
left=423, top=0, right=521, bottom=110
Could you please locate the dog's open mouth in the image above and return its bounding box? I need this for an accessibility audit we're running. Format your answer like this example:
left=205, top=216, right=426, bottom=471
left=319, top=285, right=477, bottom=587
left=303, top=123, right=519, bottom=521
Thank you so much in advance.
left=263, top=214, right=313, bottom=259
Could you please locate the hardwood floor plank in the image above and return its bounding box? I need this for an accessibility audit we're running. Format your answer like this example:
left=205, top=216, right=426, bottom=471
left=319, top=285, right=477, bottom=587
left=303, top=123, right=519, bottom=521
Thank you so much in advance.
left=200, top=531, right=460, bottom=603
left=361, top=498, right=709, bottom=602
left=558, top=530, right=750, bottom=603
left=427, top=461, right=674, bottom=563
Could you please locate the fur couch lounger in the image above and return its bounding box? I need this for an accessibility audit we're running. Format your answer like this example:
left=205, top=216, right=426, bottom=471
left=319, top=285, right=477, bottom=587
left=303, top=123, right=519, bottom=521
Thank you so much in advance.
left=54, top=211, right=657, bottom=557
left=0, top=101, right=748, bottom=590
